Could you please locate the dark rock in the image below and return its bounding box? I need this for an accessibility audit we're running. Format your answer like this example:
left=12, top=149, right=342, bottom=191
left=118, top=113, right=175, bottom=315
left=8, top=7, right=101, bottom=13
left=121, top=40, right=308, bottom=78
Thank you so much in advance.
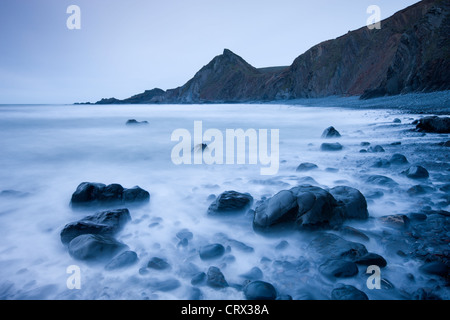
left=389, top=153, right=408, bottom=165
left=337, top=226, right=370, bottom=242
left=393, top=118, right=401, bottom=123
left=331, top=285, right=368, bottom=300
left=191, top=272, right=206, bottom=285
left=148, top=278, right=181, bottom=292
left=371, top=159, right=391, bottom=168
left=199, top=244, right=225, bottom=260
left=147, top=257, right=171, bottom=270
left=365, top=175, right=398, bottom=187
left=419, top=261, right=448, bottom=277
left=193, top=143, right=208, bottom=153
left=390, top=141, right=402, bottom=145
left=367, top=145, right=385, bottom=153
left=206, top=267, right=228, bottom=288
left=308, top=233, right=368, bottom=260
left=296, top=162, right=318, bottom=172
left=275, top=240, right=289, bottom=250
left=187, top=287, right=203, bottom=300
left=321, top=142, right=343, bottom=151
left=243, top=281, right=277, bottom=300
left=68, top=234, right=128, bottom=262
left=359, top=149, right=368, bottom=153
left=439, top=184, right=450, bottom=192
left=330, top=186, right=369, bottom=220
left=319, top=259, right=359, bottom=278
left=403, top=166, right=429, bottom=179
left=360, top=142, right=370, bottom=147
left=321, top=126, right=341, bottom=138
left=227, top=239, right=254, bottom=253
left=365, top=190, right=384, bottom=199
left=207, top=191, right=253, bottom=216
left=354, top=253, right=387, bottom=268
left=253, top=190, right=298, bottom=230
left=60, top=208, right=131, bottom=244
left=126, top=119, right=149, bottom=126
left=412, top=288, right=442, bottom=300
left=105, top=251, right=138, bottom=270
left=407, top=185, right=434, bottom=196
left=240, top=267, right=263, bottom=280
left=276, top=294, right=293, bottom=300
left=379, top=214, right=410, bottom=229
left=416, top=116, right=450, bottom=133
left=70, top=182, right=149, bottom=208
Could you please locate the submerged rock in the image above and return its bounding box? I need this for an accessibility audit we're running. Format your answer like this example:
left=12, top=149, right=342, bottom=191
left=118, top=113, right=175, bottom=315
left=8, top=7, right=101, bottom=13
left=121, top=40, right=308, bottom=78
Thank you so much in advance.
left=321, top=126, right=341, bottom=138
left=331, top=285, right=368, bottom=300
left=206, top=267, right=228, bottom=288
left=308, top=233, right=368, bottom=260
left=321, top=142, right=343, bottom=151
left=70, top=182, right=150, bottom=208
left=319, top=259, right=359, bottom=278
left=68, top=234, right=128, bottom=262
left=147, top=257, right=171, bottom=270
left=207, top=191, right=253, bottom=216
left=243, top=281, right=277, bottom=300
left=367, top=145, right=385, bottom=153
left=354, top=253, right=387, bottom=268
left=389, top=153, right=408, bottom=165
left=199, top=244, right=225, bottom=260
left=240, top=267, right=263, bottom=280
left=296, top=162, right=318, bottom=172
left=105, top=251, right=138, bottom=270
left=364, top=175, right=398, bottom=187
left=126, top=119, right=149, bottom=126
left=403, top=166, right=429, bottom=179
left=415, top=116, right=450, bottom=133
left=419, top=261, right=448, bottom=277
left=60, top=208, right=131, bottom=244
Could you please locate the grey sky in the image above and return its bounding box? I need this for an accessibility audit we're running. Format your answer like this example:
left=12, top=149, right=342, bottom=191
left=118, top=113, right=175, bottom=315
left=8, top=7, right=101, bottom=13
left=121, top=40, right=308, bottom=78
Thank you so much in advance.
left=0, top=0, right=419, bottom=104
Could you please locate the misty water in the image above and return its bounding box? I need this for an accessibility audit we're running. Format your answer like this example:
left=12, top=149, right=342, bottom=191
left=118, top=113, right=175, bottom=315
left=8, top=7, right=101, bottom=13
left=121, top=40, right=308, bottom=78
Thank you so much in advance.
left=0, top=103, right=448, bottom=300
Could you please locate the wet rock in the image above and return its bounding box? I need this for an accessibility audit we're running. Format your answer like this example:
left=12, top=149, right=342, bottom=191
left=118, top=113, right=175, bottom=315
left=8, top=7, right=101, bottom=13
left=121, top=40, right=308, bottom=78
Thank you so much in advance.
left=68, top=234, right=128, bottom=262
left=331, top=285, right=368, bottom=300
left=240, top=267, right=263, bottom=280
left=187, top=287, right=203, bottom=300
left=390, top=141, right=402, bottom=145
left=70, top=182, right=149, bottom=208
left=126, top=119, right=148, bottom=126
left=393, top=118, right=401, bottom=123
left=193, top=143, right=208, bottom=153
left=243, top=281, right=277, bottom=300
left=206, top=266, right=228, bottom=288
left=419, top=261, right=448, bottom=277
left=276, top=294, right=293, bottom=300
left=147, top=278, right=181, bottom=292
left=437, top=140, right=450, bottom=147
left=199, top=244, right=225, bottom=260
left=412, top=288, right=442, bottom=300
left=308, top=233, right=368, bottom=260
left=389, top=153, right=408, bottom=165
left=336, top=226, right=370, bottom=242
left=275, top=240, right=289, bottom=250
left=330, top=186, right=369, bottom=220
left=371, top=159, right=391, bottom=168
left=207, top=191, right=253, bottom=216
left=176, top=229, right=193, bottom=241
left=147, top=257, right=171, bottom=270
left=439, top=184, right=450, bottom=192
left=296, top=162, right=318, bottom=172
left=403, top=166, right=429, bottom=179
left=407, top=185, right=434, bottom=196
left=191, top=272, right=206, bottom=286
left=105, top=251, right=138, bottom=270
left=319, top=259, right=359, bottom=278
left=321, top=126, right=341, bottom=138
left=379, top=214, right=410, bottom=229
left=365, top=175, right=398, bottom=187
left=415, top=116, right=450, bottom=133
left=321, top=142, right=343, bottom=151
left=368, top=145, right=385, bottom=153
left=60, top=208, right=131, bottom=244
left=365, top=190, right=384, bottom=199
left=354, top=253, right=387, bottom=268
left=227, top=239, right=254, bottom=253
left=360, top=142, right=370, bottom=147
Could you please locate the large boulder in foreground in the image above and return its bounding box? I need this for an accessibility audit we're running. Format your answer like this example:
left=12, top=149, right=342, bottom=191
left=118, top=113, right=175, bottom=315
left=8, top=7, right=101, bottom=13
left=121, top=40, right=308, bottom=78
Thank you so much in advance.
left=68, top=234, right=128, bottom=262
left=60, top=208, right=131, bottom=244
left=70, top=182, right=150, bottom=208
left=207, top=190, right=253, bottom=216
left=253, top=185, right=368, bottom=231
left=415, top=116, right=450, bottom=133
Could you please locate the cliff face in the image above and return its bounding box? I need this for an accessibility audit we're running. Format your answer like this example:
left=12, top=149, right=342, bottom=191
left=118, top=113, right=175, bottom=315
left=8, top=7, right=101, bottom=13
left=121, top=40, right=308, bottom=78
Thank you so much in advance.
left=95, top=0, right=449, bottom=104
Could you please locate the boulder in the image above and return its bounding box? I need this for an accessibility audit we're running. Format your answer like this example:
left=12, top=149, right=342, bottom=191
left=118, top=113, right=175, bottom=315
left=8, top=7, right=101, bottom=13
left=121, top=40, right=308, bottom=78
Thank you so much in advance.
left=239, top=267, right=263, bottom=280
left=367, top=145, right=385, bottom=153
left=321, top=142, right=343, bottom=151
left=296, top=163, right=318, bottom=172
left=68, top=234, right=128, bottom=262
left=199, top=244, right=225, bottom=260
left=105, top=251, right=138, bottom=270
left=70, top=182, right=149, bottom=208
left=147, top=257, right=171, bottom=270
left=389, top=153, right=408, bottom=165
left=364, top=175, right=398, bottom=187
left=319, top=259, right=359, bottom=278
left=308, top=233, right=368, bottom=260
left=419, top=261, right=448, bottom=277
left=331, top=285, right=368, bottom=300
left=206, top=267, right=228, bottom=288
left=207, top=191, right=253, bottom=216
left=330, top=186, right=368, bottom=220
left=415, top=116, right=450, bottom=133
left=379, top=214, right=410, bottom=229
left=403, top=166, right=429, bottom=179
left=126, top=119, right=148, bottom=126
left=60, top=208, right=131, bottom=244
left=354, top=253, right=387, bottom=268
left=243, top=281, right=277, bottom=300
left=321, top=126, right=341, bottom=138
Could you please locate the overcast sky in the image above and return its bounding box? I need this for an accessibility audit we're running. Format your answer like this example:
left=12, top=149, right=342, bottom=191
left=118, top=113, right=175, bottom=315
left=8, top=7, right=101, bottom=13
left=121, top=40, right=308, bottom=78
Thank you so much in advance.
left=0, top=0, right=419, bottom=104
